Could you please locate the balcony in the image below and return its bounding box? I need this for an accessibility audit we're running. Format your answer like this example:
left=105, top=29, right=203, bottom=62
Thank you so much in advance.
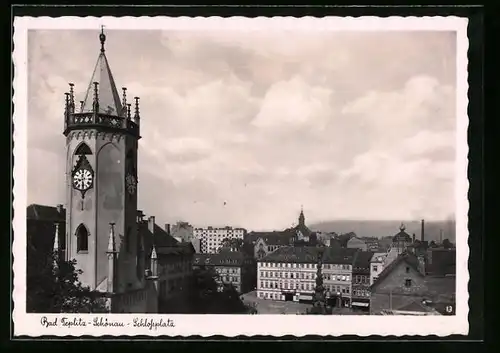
left=64, top=112, right=140, bottom=138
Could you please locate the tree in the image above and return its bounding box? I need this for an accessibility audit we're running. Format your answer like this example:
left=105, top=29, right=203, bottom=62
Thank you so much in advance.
left=218, top=237, right=254, bottom=257
left=27, top=250, right=108, bottom=313
left=188, top=266, right=254, bottom=314
left=306, top=250, right=332, bottom=315
left=442, top=239, right=453, bottom=249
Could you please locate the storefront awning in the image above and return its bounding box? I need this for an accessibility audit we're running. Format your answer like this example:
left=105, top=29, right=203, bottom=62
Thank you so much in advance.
left=351, top=302, right=370, bottom=307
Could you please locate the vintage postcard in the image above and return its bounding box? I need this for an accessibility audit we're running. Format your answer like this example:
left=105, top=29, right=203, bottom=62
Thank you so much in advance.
left=13, top=16, right=469, bottom=337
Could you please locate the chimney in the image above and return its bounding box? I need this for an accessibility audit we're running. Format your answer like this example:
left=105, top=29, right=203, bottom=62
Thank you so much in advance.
left=412, top=233, right=416, bottom=243
left=137, top=210, right=144, bottom=223
left=421, top=219, right=425, bottom=242
left=56, top=204, right=64, bottom=215
left=148, top=216, right=155, bottom=234
left=165, top=223, right=171, bottom=236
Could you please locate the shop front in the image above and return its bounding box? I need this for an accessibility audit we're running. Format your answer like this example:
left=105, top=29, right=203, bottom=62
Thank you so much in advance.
left=351, top=299, right=370, bottom=312
left=297, top=293, right=314, bottom=303
left=326, top=291, right=351, bottom=308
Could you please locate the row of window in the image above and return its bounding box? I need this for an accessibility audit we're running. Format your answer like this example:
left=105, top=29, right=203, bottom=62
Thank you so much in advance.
left=258, top=292, right=284, bottom=300
left=258, top=281, right=351, bottom=295
left=259, top=262, right=351, bottom=270
left=216, top=267, right=240, bottom=274
left=218, top=276, right=240, bottom=283
left=259, top=271, right=351, bottom=282
left=353, top=275, right=370, bottom=284
left=352, top=289, right=370, bottom=297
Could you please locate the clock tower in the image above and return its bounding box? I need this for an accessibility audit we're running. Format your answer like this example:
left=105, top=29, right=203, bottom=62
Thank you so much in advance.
left=63, top=28, right=142, bottom=295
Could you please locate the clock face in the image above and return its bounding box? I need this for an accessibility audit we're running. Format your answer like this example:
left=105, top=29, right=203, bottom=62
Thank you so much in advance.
left=126, top=173, right=137, bottom=195
left=73, top=168, right=93, bottom=191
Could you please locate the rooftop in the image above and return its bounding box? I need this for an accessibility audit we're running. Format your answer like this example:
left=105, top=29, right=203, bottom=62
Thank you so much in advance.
left=259, top=246, right=358, bottom=265
left=193, top=251, right=250, bottom=267
left=27, top=204, right=65, bottom=222
left=353, top=251, right=374, bottom=270
left=370, top=251, right=422, bottom=290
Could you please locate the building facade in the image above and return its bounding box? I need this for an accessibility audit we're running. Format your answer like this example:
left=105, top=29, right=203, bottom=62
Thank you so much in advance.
left=370, top=252, right=387, bottom=285
left=194, top=226, right=247, bottom=254
left=368, top=251, right=455, bottom=315
left=140, top=215, right=195, bottom=313
left=193, top=252, right=256, bottom=294
left=256, top=247, right=357, bottom=307
left=351, top=251, right=373, bottom=310
left=250, top=230, right=296, bottom=259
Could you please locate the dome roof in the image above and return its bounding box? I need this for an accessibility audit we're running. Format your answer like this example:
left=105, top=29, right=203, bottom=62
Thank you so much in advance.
left=392, top=223, right=412, bottom=243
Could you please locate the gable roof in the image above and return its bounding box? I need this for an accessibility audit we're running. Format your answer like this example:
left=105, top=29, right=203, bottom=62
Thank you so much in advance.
left=370, top=252, right=423, bottom=290
left=139, top=220, right=193, bottom=257
left=392, top=229, right=412, bottom=243
left=27, top=204, right=65, bottom=222
left=249, top=228, right=296, bottom=245
left=353, top=251, right=374, bottom=270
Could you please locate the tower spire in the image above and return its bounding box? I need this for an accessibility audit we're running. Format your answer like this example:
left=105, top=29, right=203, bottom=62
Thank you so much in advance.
left=100, top=25, right=106, bottom=53
left=299, top=205, right=305, bottom=226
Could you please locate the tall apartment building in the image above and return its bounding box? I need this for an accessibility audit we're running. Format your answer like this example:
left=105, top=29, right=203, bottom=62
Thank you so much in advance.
left=194, top=226, right=247, bottom=254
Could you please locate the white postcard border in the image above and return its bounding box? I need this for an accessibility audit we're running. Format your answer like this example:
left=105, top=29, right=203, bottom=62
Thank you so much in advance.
left=13, top=15, right=470, bottom=337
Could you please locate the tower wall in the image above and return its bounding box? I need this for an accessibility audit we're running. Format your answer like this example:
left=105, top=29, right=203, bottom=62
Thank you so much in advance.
left=66, top=130, right=139, bottom=292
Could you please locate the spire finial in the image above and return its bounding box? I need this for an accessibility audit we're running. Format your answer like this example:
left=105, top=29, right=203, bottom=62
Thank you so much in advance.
left=399, top=223, right=406, bottom=232
left=134, top=97, right=140, bottom=120
left=99, top=25, right=106, bottom=53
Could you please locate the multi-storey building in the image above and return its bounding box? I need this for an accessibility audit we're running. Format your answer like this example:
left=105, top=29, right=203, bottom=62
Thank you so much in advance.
left=256, top=246, right=357, bottom=307
left=141, top=215, right=195, bottom=313
left=249, top=229, right=296, bottom=259
left=369, top=251, right=455, bottom=315
left=193, top=251, right=256, bottom=293
left=194, top=226, right=247, bottom=254
left=370, top=252, right=387, bottom=285
left=351, top=251, right=373, bottom=311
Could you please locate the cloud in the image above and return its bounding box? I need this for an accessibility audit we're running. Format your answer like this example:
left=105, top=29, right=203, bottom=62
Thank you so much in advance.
left=341, top=75, right=455, bottom=148
left=251, top=76, right=333, bottom=134
left=26, top=29, right=459, bottom=229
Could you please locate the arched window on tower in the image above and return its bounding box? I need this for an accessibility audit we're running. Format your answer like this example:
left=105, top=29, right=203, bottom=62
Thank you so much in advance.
left=76, top=224, right=89, bottom=252
left=75, top=143, right=92, bottom=156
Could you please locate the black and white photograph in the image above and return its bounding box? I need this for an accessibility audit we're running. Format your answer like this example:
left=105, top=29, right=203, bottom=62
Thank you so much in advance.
left=13, top=16, right=469, bottom=336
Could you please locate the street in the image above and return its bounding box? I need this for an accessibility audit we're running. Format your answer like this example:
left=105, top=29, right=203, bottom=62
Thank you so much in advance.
left=241, top=291, right=311, bottom=314
left=240, top=291, right=362, bottom=315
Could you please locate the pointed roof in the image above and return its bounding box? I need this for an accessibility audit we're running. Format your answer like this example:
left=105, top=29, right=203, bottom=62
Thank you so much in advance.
left=53, top=223, right=60, bottom=251
left=80, top=29, right=123, bottom=116
left=107, top=223, right=116, bottom=253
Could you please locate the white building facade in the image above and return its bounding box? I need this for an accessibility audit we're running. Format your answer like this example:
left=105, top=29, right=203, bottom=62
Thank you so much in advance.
left=194, top=226, right=246, bottom=254
left=256, top=247, right=356, bottom=308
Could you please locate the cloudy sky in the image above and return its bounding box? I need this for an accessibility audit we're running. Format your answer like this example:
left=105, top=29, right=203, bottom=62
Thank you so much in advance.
left=27, top=29, right=457, bottom=231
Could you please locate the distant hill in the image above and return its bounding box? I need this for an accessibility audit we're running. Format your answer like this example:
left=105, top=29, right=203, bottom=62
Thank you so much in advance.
left=310, top=219, right=456, bottom=243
